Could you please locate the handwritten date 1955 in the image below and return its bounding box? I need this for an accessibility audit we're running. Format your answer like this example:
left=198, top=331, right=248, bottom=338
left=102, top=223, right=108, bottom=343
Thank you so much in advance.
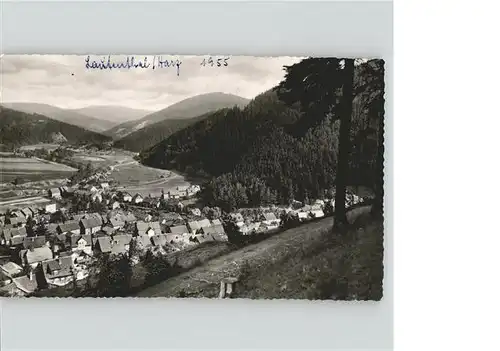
left=200, top=57, right=230, bottom=67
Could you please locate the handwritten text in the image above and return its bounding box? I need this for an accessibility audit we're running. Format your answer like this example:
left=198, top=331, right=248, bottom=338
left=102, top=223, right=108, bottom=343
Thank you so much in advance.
left=85, top=55, right=183, bottom=76
left=84, top=56, right=231, bottom=76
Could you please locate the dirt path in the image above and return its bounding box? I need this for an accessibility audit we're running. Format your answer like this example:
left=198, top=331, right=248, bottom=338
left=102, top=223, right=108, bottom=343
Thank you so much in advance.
left=136, top=206, right=373, bottom=298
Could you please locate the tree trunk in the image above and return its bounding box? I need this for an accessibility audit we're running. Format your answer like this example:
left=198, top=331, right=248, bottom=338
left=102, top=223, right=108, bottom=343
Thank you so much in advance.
left=371, top=90, right=385, bottom=219
left=334, top=59, right=355, bottom=228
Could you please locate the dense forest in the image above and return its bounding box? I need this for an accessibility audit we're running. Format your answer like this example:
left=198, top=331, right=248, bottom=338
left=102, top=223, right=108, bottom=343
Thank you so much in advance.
left=141, top=89, right=300, bottom=174
left=140, top=58, right=385, bottom=216
left=113, top=113, right=210, bottom=152
left=0, top=107, right=112, bottom=149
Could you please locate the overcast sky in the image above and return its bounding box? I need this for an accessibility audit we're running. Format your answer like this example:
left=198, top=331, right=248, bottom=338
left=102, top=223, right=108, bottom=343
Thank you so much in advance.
left=1, top=55, right=304, bottom=111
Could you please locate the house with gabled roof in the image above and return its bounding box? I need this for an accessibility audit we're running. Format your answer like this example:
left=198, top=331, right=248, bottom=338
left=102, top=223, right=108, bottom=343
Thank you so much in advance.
left=94, top=234, right=132, bottom=256
left=168, top=189, right=182, bottom=199
left=297, top=211, right=309, bottom=221
left=159, top=212, right=183, bottom=226
left=197, top=218, right=211, bottom=228
left=187, top=220, right=202, bottom=234
left=122, top=212, right=137, bottom=224
left=41, top=256, right=74, bottom=287
left=193, top=233, right=215, bottom=244
left=79, top=217, right=102, bottom=235
left=68, top=234, right=92, bottom=255
left=21, top=246, right=54, bottom=268
left=165, top=232, right=191, bottom=246
left=59, top=186, right=69, bottom=195
left=201, top=224, right=226, bottom=236
left=135, top=221, right=161, bottom=237
left=1, top=226, right=12, bottom=245
left=94, top=236, right=112, bottom=254
left=151, top=234, right=169, bottom=247
left=111, top=201, right=121, bottom=210
left=168, top=225, right=189, bottom=235
left=211, top=224, right=226, bottom=234
left=136, top=235, right=153, bottom=250
left=177, top=185, right=189, bottom=193
left=72, top=213, right=86, bottom=222
left=309, top=209, right=325, bottom=219
left=0, top=275, right=38, bottom=296
left=132, top=193, right=143, bottom=204
left=260, top=212, right=281, bottom=226
left=187, top=184, right=201, bottom=197
left=48, top=188, right=61, bottom=199
left=310, top=204, right=323, bottom=211
left=109, top=217, right=125, bottom=230
left=122, top=192, right=132, bottom=202
left=2, top=227, right=28, bottom=246
left=149, top=221, right=161, bottom=235
left=84, top=184, right=98, bottom=193
left=7, top=216, right=27, bottom=228
left=46, top=223, right=59, bottom=235
left=211, top=219, right=222, bottom=226
left=189, top=208, right=201, bottom=216
left=111, top=234, right=132, bottom=255
left=148, top=188, right=165, bottom=199
left=21, top=207, right=36, bottom=218
left=0, top=261, right=23, bottom=278
left=57, top=220, right=80, bottom=235
left=22, top=236, right=47, bottom=250
left=1, top=269, right=13, bottom=288
left=135, top=221, right=150, bottom=236
left=48, top=234, right=69, bottom=254
left=45, top=203, right=57, bottom=214
left=229, top=213, right=244, bottom=227
left=12, top=210, right=25, bottom=218
left=91, top=192, right=103, bottom=203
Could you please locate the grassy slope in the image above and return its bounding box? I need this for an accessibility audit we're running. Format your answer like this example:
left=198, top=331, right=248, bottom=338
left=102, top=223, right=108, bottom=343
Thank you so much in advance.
left=136, top=205, right=384, bottom=299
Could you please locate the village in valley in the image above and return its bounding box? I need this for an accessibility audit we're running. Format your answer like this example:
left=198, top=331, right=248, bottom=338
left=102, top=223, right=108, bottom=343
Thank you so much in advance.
left=0, top=146, right=365, bottom=297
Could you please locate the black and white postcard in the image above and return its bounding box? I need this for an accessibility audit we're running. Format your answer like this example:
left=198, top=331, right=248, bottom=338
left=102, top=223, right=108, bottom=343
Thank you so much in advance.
left=0, top=55, right=385, bottom=300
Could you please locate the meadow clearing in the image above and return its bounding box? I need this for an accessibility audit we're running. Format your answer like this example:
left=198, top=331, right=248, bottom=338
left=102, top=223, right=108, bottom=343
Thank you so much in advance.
left=0, top=156, right=76, bottom=184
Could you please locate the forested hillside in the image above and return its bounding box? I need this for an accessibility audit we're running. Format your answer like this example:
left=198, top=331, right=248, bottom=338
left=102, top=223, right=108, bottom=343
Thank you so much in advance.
left=113, top=113, right=210, bottom=152
left=1, top=102, right=116, bottom=132
left=141, top=89, right=300, bottom=175
left=141, top=59, right=385, bottom=213
left=0, top=107, right=112, bottom=149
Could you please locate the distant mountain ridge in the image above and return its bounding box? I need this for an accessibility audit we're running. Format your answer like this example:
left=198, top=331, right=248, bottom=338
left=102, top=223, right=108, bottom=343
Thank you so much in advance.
left=70, top=105, right=151, bottom=124
left=0, top=106, right=112, bottom=149
left=106, top=92, right=250, bottom=139
left=1, top=102, right=116, bottom=133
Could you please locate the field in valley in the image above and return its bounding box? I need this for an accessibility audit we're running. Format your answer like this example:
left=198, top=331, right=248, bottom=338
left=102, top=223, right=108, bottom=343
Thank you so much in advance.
left=136, top=205, right=384, bottom=300
left=112, top=164, right=191, bottom=196
left=0, top=195, right=52, bottom=213
left=18, top=143, right=61, bottom=152
left=0, top=156, right=77, bottom=184
left=70, top=149, right=135, bottom=168
left=69, top=148, right=193, bottom=194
